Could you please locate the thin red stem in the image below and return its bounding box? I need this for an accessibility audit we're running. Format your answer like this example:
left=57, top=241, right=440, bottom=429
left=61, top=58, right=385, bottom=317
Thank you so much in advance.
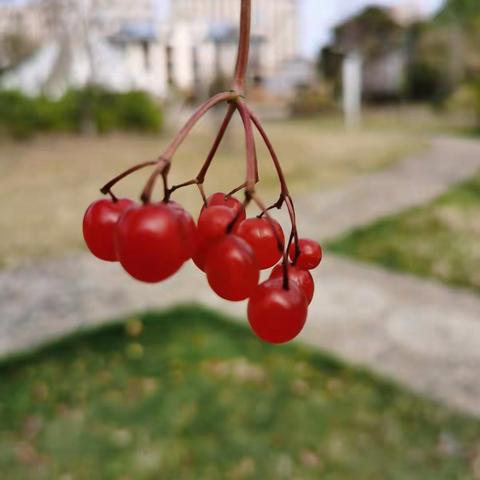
left=235, top=99, right=257, bottom=193
left=227, top=182, right=248, bottom=197
left=100, top=161, right=157, bottom=198
left=197, top=103, right=236, bottom=182
left=140, top=91, right=236, bottom=203
left=160, top=91, right=236, bottom=162
left=140, top=159, right=171, bottom=203
left=164, top=103, right=236, bottom=202
left=233, top=0, right=252, bottom=92
left=248, top=107, right=300, bottom=256
left=248, top=108, right=289, bottom=195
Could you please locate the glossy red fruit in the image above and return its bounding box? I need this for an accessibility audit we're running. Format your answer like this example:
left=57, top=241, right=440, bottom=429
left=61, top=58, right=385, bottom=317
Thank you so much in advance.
left=192, top=240, right=211, bottom=272
left=166, top=201, right=198, bottom=261
left=236, top=217, right=284, bottom=270
left=193, top=205, right=237, bottom=271
left=197, top=205, right=236, bottom=240
left=205, top=235, right=260, bottom=301
left=206, top=192, right=246, bottom=226
left=289, top=239, right=323, bottom=270
left=270, top=264, right=315, bottom=305
left=248, top=279, right=308, bottom=344
left=115, top=203, right=185, bottom=283
left=83, top=198, right=135, bottom=262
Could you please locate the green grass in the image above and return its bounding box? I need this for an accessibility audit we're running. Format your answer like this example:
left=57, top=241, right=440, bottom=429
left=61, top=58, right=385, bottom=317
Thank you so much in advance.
left=0, top=306, right=479, bottom=479
left=327, top=173, right=480, bottom=292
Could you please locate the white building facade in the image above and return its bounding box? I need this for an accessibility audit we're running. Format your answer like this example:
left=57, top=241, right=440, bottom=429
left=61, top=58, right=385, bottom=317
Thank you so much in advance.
left=0, top=0, right=300, bottom=98
left=167, top=0, right=298, bottom=90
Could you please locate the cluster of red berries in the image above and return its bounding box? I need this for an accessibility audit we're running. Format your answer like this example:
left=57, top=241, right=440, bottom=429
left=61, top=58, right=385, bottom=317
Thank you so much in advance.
left=83, top=192, right=322, bottom=344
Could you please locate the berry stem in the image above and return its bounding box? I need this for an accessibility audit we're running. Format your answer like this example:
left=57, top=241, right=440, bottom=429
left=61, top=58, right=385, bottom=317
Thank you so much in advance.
left=248, top=108, right=289, bottom=195
left=140, top=91, right=236, bottom=202
left=167, top=103, right=236, bottom=200
left=236, top=99, right=258, bottom=194
left=197, top=103, right=237, bottom=183
left=159, top=91, right=237, bottom=163
left=140, top=158, right=171, bottom=204
left=227, top=182, right=248, bottom=197
left=248, top=108, right=300, bottom=258
left=100, top=160, right=158, bottom=197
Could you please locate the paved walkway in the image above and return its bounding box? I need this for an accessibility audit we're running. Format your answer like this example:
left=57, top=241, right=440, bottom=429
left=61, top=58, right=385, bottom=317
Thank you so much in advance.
left=1, top=135, right=480, bottom=415
left=298, top=136, right=480, bottom=239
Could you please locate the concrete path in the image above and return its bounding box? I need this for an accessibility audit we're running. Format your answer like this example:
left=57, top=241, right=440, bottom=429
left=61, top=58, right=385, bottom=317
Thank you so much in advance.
left=298, top=136, right=480, bottom=240
left=1, top=135, right=480, bottom=415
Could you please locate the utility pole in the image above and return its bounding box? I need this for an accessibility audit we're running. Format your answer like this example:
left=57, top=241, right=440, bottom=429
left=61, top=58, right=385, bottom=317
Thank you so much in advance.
left=342, top=50, right=362, bottom=129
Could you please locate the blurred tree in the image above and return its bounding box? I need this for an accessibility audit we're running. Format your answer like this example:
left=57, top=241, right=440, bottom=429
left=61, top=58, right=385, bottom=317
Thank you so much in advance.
left=332, top=6, right=404, bottom=58
left=318, top=46, right=343, bottom=97
left=434, top=0, right=480, bottom=81
left=436, top=0, right=480, bottom=25
left=318, top=7, right=406, bottom=102
left=404, top=22, right=452, bottom=102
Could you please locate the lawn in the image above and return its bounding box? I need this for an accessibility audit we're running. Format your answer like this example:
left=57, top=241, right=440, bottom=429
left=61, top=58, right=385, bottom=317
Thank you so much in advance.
left=0, top=110, right=427, bottom=269
left=0, top=306, right=479, bottom=479
left=327, top=173, right=480, bottom=292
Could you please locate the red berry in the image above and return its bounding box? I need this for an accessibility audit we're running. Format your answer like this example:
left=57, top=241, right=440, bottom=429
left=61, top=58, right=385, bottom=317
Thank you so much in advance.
left=270, top=264, right=315, bottom=305
left=205, top=235, right=259, bottom=301
left=192, top=240, right=211, bottom=272
left=115, top=203, right=185, bottom=283
left=193, top=205, right=236, bottom=271
left=248, top=279, right=308, bottom=344
left=236, top=217, right=284, bottom=270
left=289, top=239, right=323, bottom=270
left=166, top=201, right=198, bottom=261
left=198, top=205, right=236, bottom=240
left=206, top=192, right=246, bottom=226
left=83, top=198, right=135, bottom=262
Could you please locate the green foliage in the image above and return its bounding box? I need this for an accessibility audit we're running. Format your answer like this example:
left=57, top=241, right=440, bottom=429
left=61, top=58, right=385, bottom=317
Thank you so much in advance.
left=404, top=23, right=454, bottom=103
left=0, top=305, right=478, bottom=479
left=328, top=173, right=480, bottom=291
left=436, top=0, right=480, bottom=25
left=0, top=87, right=162, bottom=138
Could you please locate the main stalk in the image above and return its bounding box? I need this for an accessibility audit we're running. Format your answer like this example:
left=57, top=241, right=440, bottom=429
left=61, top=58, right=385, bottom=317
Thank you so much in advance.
left=233, top=0, right=252, bottom=93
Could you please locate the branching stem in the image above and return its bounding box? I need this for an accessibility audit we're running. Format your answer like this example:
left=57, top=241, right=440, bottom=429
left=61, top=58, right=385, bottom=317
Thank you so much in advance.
left=99, top=0, right=302, bottom=290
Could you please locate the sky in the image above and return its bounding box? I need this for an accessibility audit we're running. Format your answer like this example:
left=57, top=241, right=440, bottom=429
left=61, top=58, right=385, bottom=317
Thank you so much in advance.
left=1, top=0, right=446, bottom=58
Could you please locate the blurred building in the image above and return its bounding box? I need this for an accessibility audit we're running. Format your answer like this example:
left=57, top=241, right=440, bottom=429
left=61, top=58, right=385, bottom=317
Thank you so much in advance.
left=0, top=0, right=302, bottom=98
left=90, top=0, right=155, bottom=35
left=0, top=0, right=49, bottom=69
left=0, top=1, right=47, bottom=42
left=168, top=0, right=298, bottom=89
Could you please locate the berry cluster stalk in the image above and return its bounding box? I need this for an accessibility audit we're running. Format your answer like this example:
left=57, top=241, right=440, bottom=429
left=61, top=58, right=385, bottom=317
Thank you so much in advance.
left=100, top=0, right=301, bottom=288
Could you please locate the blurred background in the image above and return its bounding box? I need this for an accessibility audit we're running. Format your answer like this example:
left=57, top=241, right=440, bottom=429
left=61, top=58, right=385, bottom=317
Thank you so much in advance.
left=1, top=0, right=480, bottom=478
